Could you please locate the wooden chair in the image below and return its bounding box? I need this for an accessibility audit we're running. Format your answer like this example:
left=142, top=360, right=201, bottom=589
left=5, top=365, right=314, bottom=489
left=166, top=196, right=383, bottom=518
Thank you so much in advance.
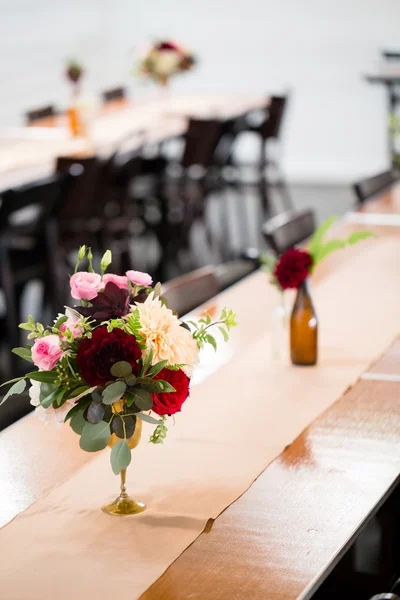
left=102, top=87, right=127, bottom=104
left=25, top=105, right=57, bottom=124
left=0, top=392, right=33, bottom=431
left=161, top=266, right=219, bottom=316
left=353, top=170, right=397, bottom=204
left=214, top=260, right=257, bottom=291
left=180, top=118, right=223, bottom=172
left=0, top=170, right=78, bottom=374
left=262, top=209, right=316, bottom=255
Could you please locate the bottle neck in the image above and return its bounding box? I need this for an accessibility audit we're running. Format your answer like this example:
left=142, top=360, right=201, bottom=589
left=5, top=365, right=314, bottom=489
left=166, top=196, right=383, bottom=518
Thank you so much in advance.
left=294, top=278, right=314, bottom=311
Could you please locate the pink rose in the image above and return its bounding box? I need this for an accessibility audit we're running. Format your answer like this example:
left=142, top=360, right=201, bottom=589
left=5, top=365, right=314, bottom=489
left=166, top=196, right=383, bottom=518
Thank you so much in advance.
left=126, top=270, right=153, bottom=287
left=59, top=319, right=83, bottom=339
left=31, top=335, right=63, bottom=371
left=70, top=272, right=102, bottom=301
left=102, top=273, right=128, bottom=290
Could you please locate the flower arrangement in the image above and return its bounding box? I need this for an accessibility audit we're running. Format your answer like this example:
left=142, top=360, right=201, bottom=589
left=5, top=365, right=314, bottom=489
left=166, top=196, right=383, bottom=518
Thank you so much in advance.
left=65, top=59, right=84, bottom=92
left=0, top=247, right=237, bottom=478
left=262, top=216, right=373, bottom=290
left=137, top=40, right=196, bottom=86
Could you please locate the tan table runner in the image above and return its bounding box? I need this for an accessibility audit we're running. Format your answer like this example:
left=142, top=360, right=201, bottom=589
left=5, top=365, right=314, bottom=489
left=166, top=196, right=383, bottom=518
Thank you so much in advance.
left=1, top=236, right=400, bottom=599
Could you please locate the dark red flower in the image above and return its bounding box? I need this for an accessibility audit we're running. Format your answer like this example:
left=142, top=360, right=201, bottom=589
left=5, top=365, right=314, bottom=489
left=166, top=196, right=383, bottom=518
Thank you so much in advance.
left=76, top=326, right=141, bottom=386
left=76, top=282, right=130, bottom=322
left=66, top=60, right=84, bottom=84
left=274, top=248, right=313, bottom=290
left=151, top=368, right=190, bottom=416
left=156, top=41, right=179, bottom=51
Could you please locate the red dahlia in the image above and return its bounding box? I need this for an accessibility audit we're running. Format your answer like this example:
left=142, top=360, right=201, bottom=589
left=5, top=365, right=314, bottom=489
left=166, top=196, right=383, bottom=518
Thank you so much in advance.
left=76, top=326, right=141, bottom=386
left=151, top=368, right=190, bottom=416
left=273, top=248, right=313, bottom=290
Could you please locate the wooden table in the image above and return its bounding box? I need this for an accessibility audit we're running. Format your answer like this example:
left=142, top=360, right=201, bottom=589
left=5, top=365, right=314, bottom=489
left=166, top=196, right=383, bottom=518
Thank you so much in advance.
left=1, top=185, right=400, bottom=598
left=0, top=94, right=266, bottom=192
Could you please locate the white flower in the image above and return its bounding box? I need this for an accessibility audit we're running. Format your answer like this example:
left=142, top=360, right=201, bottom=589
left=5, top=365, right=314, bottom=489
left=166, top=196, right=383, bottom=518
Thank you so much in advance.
left=29, top=380, right=95, bottom=427
left=134, top=293, right=199, bottom=376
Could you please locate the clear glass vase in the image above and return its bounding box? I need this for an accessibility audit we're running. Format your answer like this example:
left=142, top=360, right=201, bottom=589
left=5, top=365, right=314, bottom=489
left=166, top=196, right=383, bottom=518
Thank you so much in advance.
left=271, top=292, right=290, bottom=360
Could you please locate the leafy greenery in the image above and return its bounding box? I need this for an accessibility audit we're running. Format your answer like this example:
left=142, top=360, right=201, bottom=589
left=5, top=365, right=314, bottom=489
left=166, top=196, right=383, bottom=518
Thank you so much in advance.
left=149, top=416, right=168, bottom=444
left=11, top=347, right=33, bottom=363
left=100, top=250, right=112, bottom=275
left=308, top=216, right=374, bottom=270
left=102, top=381, right=127, bottom=405
left=187, top=307, right=237, bottom=350
left=110, top=361, right=132, bottom=378
left=110, top=439, right=131, bottom=475
left=79, top=421, right=111, bottom=452
left=0, top=379, right=26, bottom=405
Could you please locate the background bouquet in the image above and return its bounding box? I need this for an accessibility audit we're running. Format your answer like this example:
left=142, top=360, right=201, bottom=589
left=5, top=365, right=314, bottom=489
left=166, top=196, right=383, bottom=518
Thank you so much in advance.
left=137, top=39, right=196, bottom=86
left=1, top=246, right=236, bottom=477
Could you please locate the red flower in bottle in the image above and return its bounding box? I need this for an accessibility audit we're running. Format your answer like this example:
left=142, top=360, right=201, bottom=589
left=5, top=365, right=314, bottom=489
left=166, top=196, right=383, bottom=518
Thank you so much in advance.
left=274, top=248, right=313, bottom=290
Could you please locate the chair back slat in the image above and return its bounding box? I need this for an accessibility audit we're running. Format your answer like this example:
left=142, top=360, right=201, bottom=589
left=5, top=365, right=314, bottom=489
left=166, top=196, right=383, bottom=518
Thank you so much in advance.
left=161, top=266, right=219, bottom=316
left=25, top=105, right=57, bottom=124
left=102, top=87, right=126, bottom=103
left=353, top=170, right=397, bottom=204
left=260, top=95, right=288, bottom=140
left=262, top=209, right=316, bottom=255
left=181, top=119, right=222, bottom=169
left=56, top=156, right=104, bottom=220
left=0, top=173, right=70, bottom=235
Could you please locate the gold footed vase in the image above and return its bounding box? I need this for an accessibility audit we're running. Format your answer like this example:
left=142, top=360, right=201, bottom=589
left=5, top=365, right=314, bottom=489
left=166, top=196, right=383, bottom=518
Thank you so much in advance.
left=102, top=418, right=146, bottom=516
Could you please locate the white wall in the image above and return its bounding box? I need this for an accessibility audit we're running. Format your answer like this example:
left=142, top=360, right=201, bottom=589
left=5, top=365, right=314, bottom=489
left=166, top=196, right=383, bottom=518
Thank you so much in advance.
left=1, top=0, right=399, bottom=182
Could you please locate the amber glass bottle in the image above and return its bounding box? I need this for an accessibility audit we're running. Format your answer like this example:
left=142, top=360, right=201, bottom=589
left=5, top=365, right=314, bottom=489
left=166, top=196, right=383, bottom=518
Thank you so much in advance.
left=290, top=279, right=318, bottom=366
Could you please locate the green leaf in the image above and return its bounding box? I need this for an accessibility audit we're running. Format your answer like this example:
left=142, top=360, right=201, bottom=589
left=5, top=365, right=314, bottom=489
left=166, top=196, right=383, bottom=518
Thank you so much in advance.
left=156, top=380, right=176, bottom=393
left=135, top=377, right=164, bottom=393
left=64, top=397, right=92, bottom=421
left=110, top=440, right=131, bottom=475
left=87, top=247, right=94, bottom=273
left=149, top=416, right=168, bottom=444
left=205, top=334, right=217, bottom=351
left=0, top=379, right=27, bottom=405
left=128, top=388, right=153, bottom=411
left=260, top=252, right=277, bottom=274
left=40, top=388, right=60, bottom=409
left=312, top=239, right=346, bottom=264
left=86, top=400, right=105, bottom=424
left=141, top=347, right=153, bottom=376
left=125, top=374, right=137, bottom=386
left=110, top=361, right=132, bottom=378
left=125, top=391, right=141, bottom=409
left=347, top=231, right=374, bottom=245
left=0, top=376, right=26, bottom=388
left=53, top=315, right=68, bottom=330
left=11, top=347, right=33, bottom=363
left=100, top=249, right=112, bottom=275
left=147, top=359, right=168, bottom=377
left=66, top=385, right=90, bottom=400
left=218, top=326, right=229, bottom=342
left=102, top=381, right=127, bottom=405
left=111, top=414, right=137, bottom=438
left=26, top=371, right=57, bottom=384
left=70, top=410, right=86, bottom=434
left=55, top=388, right=66, bottom=406
left=308, top=216, right=338, bottom=256
left=137, top=413, right=161, bottom=425
left=79, top=421, right=110, bottom=452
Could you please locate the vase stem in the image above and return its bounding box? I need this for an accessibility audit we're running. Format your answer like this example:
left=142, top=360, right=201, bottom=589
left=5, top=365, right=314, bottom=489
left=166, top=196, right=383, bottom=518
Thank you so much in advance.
left=120, top=468, right=127, bottom=497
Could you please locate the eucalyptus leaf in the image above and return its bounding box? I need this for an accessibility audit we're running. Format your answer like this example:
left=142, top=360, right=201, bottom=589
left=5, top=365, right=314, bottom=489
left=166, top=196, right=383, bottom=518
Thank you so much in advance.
left=125, top=392, right=141, bottom=410
left=0, top=379, right=27, bottom=405
left=102, top=381, right=127, bottom=405
left=110, top=360, right=132, bottom=378
left=111, top=414, right=137, bottom=439
left=137, top=412, right=161, bottom=425
left=11, top=347, right=33, bottom=363
left=64, top=397, right=92, bottom=422
left=86, top=400, right=105, bottom=424
left=70, top=410, right=87, bottom=434
left=125, top=374, right=137, bottom=387
left=0, top=376, right=25, bottom=389
left=129, top=388, right=153, bottom=411
left=79, top=421, right=110, bottom=452
left=110, top=439, right=131, bottom=475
